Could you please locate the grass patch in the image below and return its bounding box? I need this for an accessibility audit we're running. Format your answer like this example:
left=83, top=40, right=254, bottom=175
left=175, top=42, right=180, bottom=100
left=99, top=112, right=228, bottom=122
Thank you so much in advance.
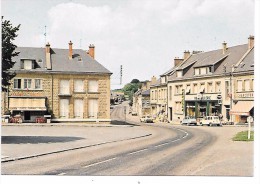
left=232, top=131, right=254, bottom=141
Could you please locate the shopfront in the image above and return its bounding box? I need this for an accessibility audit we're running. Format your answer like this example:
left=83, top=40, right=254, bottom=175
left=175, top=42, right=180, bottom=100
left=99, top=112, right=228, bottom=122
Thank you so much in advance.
left=184, top=94, right=222, bottom=118
left=8, top=97, right=47, bottom=123
left=230, top=101, right=254, bottom=123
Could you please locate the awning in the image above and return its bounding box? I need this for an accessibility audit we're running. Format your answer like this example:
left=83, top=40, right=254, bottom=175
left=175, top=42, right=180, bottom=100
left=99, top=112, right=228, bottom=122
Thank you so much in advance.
left=230, top=101, right=254, bottom=116
left=9, top=97, right=46, bottom=111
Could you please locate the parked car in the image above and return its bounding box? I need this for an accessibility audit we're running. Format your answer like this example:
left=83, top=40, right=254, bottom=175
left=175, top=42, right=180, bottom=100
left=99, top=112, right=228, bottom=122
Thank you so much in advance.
left=181, top=116, right=197, bottom=126
left=131, top=111, right=137, bottom=116
left=140, top=115, right=154, bottom=123
left=200, top=116, right=222, bottom=126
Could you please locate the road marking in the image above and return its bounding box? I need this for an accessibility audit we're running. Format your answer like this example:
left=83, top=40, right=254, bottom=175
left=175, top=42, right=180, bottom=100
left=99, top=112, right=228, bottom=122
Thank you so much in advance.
left=83, top=157, right=117, bottom=168
left=128, top=148, right=148, bottom=155
left=154, top=142, right=170, bottom=148
left=171, top=139, right=181, bottom=143
left=57, top=172, right=66, bottom=176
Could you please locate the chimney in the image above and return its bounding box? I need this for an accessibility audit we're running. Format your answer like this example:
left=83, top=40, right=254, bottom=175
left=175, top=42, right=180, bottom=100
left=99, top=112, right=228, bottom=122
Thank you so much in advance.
left=46, top=42, right=52, bottom=70
left=183, top=50, right=190, bottom=60
left=68, top=40, right=73, bottom=60
left=248, top=35, right=254, bottom=49
left=222, top=41, right=227, bottom=54
left=88, top=44, right=95, bottom=59
left=174, top=57, right=183, bottom=67
left=151, top=76, right=157, bottom=85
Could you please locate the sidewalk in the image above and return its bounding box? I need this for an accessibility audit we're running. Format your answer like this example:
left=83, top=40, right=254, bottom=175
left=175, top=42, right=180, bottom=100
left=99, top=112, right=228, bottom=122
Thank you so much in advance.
left=1, top=122, right=152, bottom=163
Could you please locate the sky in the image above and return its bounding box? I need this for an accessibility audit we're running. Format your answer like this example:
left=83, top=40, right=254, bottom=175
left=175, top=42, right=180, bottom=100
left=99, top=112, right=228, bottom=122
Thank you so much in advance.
left=1, top=0, right=255, bottom=89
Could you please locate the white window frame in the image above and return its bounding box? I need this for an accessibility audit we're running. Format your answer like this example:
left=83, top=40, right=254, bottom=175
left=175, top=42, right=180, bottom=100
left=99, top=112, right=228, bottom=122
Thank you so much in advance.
left=237, top=80, right=243, bottom=92
left=244, top=80, right=250, bottom=91
left=24, top=79, right=32, bottom=89
left=14, top=79, right=22, bottom=89
left=60, top=99, right=69, bottom=118
left=35, top=79, right=42, bottom=89
left=88, top=99, right=98, bottom=118
left=24, top=60, right=33, bottom=70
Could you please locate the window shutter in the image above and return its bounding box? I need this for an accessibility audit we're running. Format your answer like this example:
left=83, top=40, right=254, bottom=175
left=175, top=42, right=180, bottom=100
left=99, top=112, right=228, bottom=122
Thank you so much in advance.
left=21, top=61, right=24, bottom=69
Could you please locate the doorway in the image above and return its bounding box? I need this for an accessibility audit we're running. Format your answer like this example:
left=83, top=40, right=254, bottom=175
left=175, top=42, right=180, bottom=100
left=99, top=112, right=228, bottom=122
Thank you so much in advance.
left=24, top=111, right=31, bottom=121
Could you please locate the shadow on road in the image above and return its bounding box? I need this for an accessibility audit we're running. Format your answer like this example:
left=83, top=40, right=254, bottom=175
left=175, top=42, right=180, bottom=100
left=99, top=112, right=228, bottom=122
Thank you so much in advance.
left=110, top=120, right=139, bottom=126
left=1, top=136, right=84, bottom=144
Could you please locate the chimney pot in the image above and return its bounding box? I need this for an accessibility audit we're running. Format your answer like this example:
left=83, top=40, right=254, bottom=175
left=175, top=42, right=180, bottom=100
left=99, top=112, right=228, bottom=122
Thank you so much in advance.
left=174, top=57, right=183, bottom=67
left=46, top=42, right=50, bottom=53
left=248, top=35, right=254, bottom=49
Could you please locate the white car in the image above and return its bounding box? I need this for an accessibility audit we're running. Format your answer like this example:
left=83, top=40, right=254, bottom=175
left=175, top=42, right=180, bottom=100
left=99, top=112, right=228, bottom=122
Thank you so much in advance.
left=181, top=116, right=197, bottom=126
left=140, top=116, right=154, bottom=123
left=200, top=116, right=222, bottom=126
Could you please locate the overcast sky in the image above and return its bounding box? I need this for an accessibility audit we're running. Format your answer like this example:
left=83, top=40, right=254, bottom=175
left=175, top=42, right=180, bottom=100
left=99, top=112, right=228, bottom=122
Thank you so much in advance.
left=1, top=0, right=255, bottom=89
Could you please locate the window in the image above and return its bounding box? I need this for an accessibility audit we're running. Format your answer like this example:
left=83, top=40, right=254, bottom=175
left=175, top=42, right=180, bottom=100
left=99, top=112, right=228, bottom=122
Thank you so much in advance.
left=200, top=83, right=205, bottom=93
left=22, top=60, right=34, bottom=70
left=88, top=99, right=98, bottom=118
left=35, top=79, right=42, bottom=89
left=60, top=80, right=70, bottom=94
left=24, top=79, right=32, bottom=89
left=237, top=80, right=243, bottom=92
left=14, top=79, right=21, bottom=89
left=176, top=71, right=182, bottom=78
left=186, top=84, right=191, bottom=94
left=200, top=68, right=206, bottom=75
left=207, top=82, right=213, bottom=93
left=74, top=79, right=84, bottom=92
left=225, top=81, right=230, bottom=99
left=169, top=86, right=172, bottom=100
left=208, top=67, right=212, bottom=73
left=216, top=82, right=221, bottom=92
left=60, top=99, right=69, bottom=118
left=193, top=83, right=198, bottom=93
left=88, top=80, right=98, bottom=92
left=252, top=79, right=254, bottom=91
left=195, top=68, right=200, bottom=75
left=74, top=99, right=84, bottom=118
left=244, top=80, right=250, bottom=91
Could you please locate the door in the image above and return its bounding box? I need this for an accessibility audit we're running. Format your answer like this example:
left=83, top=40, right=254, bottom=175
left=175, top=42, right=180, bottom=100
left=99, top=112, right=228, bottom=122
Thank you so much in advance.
left=74, top=99, right=84, bottom=118
left=24, top=111, right=30, bottom=121
left=60, top=99, right=69, bottom=118
left=88, top=99, right=98, bottom=119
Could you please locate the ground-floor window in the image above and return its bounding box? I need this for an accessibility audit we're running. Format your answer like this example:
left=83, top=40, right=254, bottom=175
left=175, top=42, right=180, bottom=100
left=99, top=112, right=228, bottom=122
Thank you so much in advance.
left=185, top=101, right=221, bottom=118
left=88, top=99, right=98, bottom=118
left=74, top=99, right=84, bottom=118
left=60, top=99, right=69, bottom=118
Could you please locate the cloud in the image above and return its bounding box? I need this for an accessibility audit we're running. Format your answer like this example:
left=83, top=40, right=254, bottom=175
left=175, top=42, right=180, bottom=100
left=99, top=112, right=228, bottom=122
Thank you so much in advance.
left=36, top=0, right=254, bottom=88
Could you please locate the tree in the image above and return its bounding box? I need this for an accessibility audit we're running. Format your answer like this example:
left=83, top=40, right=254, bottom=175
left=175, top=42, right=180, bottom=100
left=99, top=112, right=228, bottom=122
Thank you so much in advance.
left=131, top=79, right=140, bottom=83
left=2, top=17, right=20, bottom=91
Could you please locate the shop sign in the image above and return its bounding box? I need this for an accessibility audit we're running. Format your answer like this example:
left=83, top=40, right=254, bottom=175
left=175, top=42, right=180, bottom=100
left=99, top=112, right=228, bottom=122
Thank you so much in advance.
left=194, top=95, right=211, bottom=100
left=237, top=92, right=254, bottom=98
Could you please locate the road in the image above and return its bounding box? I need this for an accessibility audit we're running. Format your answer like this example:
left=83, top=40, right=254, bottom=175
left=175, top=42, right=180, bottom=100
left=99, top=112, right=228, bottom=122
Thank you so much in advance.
left=1, top=103, right=253, bottom=176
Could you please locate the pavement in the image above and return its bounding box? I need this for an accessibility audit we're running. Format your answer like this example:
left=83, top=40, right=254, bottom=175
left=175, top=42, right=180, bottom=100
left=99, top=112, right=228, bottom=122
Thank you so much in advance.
left=1, top=121, right=152, bottom=163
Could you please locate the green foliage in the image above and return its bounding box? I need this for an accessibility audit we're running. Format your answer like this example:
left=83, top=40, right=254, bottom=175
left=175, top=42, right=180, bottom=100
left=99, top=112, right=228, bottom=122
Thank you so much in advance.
left=2, top=16, right=20, bottom=91
left=131, top=79, right=140, bottom=83
left=232, top=131, right=254, bottom=141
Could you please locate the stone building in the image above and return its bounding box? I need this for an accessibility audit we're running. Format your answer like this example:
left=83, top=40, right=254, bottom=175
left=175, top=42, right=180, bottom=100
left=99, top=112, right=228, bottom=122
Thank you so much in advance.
left=2, top=41, right=112, bottom=123
left=150, top=57, right=184, bottom=122
left=230, top=39, right=254, bottom=123
left=167, top=36, right=254, bottom=124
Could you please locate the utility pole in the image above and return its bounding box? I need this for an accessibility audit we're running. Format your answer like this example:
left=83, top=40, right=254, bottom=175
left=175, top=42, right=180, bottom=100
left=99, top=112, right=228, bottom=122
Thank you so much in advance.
left=120, top=65, right=123, bottom=85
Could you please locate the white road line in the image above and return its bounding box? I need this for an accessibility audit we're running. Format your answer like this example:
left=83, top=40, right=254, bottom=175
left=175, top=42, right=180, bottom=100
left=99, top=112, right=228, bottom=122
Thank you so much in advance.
left=128, top=148, right=148, bottom=155
left=83, top=157, right=117, bottom=168
left=171, top=139, right=181, bottom=143
left=154, top=142, right=170, bottom=148
left=57, top=173, right=66, bottom=176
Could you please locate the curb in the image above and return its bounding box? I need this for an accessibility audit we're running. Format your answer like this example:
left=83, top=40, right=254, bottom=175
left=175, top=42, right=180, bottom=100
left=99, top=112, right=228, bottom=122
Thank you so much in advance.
left=1, top=133, right=152, bottom=163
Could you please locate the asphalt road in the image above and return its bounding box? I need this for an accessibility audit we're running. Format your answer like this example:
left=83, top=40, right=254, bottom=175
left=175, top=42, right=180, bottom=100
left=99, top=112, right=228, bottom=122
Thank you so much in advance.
left=2, top=103, right=216, bottom=176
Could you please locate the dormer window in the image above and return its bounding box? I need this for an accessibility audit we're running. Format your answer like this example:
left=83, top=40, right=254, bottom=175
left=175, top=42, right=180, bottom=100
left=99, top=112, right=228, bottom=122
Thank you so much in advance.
left=21, top=59, right=35, bottom=70
left=176, top=71, right=182, bottom=78
left=194, top=66, right=213, bottom=76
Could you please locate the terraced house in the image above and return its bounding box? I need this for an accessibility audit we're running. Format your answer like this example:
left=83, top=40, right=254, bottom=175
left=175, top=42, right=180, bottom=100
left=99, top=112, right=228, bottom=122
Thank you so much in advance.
left=2, top=41, right=112, bottom=123
left=167, top=36, right=254, bottom=124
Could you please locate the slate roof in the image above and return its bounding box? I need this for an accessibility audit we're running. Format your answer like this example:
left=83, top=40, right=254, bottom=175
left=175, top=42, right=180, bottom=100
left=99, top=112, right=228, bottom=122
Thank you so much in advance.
left=141, top=89, right=150, bottom=96
left=168, top=44, right=249, bottom=81
left=234, top=47, right=254, bottom=73
left=11, top=47, right=112, bottom=74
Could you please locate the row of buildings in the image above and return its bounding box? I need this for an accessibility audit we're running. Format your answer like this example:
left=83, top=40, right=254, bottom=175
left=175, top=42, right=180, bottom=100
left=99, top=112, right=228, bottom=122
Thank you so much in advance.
left=2, top=41, right=112, bottom=123
left=133, top=36, right=254, bottom=124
